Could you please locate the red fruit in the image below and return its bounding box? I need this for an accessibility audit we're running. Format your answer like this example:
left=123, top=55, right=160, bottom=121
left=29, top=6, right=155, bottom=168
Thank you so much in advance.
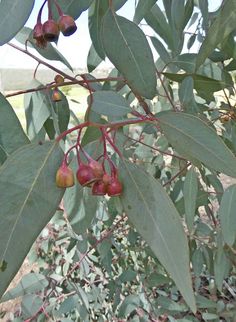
left=107, top=177, right=123, bottom=197
left=102, top=173, right=112, bottom=186
left=89, top=160, right=104, bottom=179
left=92, top=181, right=107, bottom=196
left=52, top=88, right=62, bottom=102
left=76, top=163, right=97, bottom=186
left=33, top=22, right=44, bottom=40
left=42, top=19, right=59, bottom=42
left=58, top=15, right=77, bottom=36
left=56, top=164, right=74, bottom=188
left=33, top=23, right=47, bottom=48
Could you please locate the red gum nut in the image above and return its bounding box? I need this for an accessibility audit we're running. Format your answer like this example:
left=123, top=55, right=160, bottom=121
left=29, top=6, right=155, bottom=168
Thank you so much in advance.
left=42, top=19, right=60, bottom=42
left=92, top=181, right=107, bottom=196
left=107, top=177, right=123, bottom=197
left=76, top=163, right=97, bottom=186
left=89, top=160, right=104, bottom=179
left=52, top=88, right=62, bottom=102
left=58, top=15, right=77, bottom=36
left=102, top=173, right=112, bottom=186
left=56, top=164, right=74, bottom=188
left=33, top=23, right=44, bottom=40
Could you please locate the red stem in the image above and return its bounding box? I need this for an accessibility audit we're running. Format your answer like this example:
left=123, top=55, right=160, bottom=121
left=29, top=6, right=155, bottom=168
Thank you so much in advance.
left=103, top=131, right=123, bottom=158
left=53, top=0, right=64, bottom=16
left=48, top=0, right=53, bottom=20
left=56, top=117, right=155, bottom=142
left=37, top=0, right=47, bottom=24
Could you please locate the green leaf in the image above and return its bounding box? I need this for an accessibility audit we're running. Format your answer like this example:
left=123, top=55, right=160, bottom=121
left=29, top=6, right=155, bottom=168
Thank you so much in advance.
left=183, top=0, right=194, bottom=30
left=198, top=0, right=209, bottom=31
left=164, top=72, right=230, bottom=95
left=202, top=313, right=219, bottom=321
left=196, top=0, right=236, bottom=70
left=87, top=44, right=103, bottom=72
left=52, top=0, right=93, bottom=20
left=15, top=27, right=73, bottom=71
left=144, top=4, right=173, bottom=51
left=183, top=167, right=198, bottom=232
left=0, top=0, right=34, bottom=45
left=54, top=91, right=70, bottom=134
left=22, top=294, right=43, bottom=319
left=81, top=126, right=103, bottom=147
left=171, top=0, right=185, bottom=31
left=196, top=295, right=217, bottom=309
left=158, top=111, right=236, bottom=177
left=0, top=93, right=29, bottom=156
left=133, top=0, right=156, bottom=24
left=1, top=273, right=48, bottom=303
left=91, top=90, right=131, bottom=116
left=151, top=37, right=172, bottom=67
left=219, top=185, right=236, bottom=246
left=118, top=294, right=140, bottom=318
left=58, top=295, right=79, bottom=314
left=24, top=80, right=51, bottom=140
left=88, top=1, right=107, bottom=59
left=214, top=237, right=231, bottom=291
left=0, top=146, right=7, bottom=165
left=119, top=160, right=196, bottom=312
left=102, top=10, right=156, bottom=99
left=178, top=76, right=194, bottom=109
left=0, top=141, right=64, bottom=298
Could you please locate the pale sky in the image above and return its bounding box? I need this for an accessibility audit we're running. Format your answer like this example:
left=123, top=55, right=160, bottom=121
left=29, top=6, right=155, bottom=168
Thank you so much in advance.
left=0, top=0, right=222, bottom=70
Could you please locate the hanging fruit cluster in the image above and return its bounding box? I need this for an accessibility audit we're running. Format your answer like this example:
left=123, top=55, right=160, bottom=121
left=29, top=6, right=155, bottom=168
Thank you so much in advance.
left=33, top=0, right=77, bottom=48
left=56, top=127, right=123, bottom=197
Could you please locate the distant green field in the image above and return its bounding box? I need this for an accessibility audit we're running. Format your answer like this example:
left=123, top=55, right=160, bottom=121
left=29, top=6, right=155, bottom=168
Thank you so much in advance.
left=6, top=86, right=88, bottom=130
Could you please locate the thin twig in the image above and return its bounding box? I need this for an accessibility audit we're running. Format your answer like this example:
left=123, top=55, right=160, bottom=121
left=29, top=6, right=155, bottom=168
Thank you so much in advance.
left=163, top=162, right=191, bottom=187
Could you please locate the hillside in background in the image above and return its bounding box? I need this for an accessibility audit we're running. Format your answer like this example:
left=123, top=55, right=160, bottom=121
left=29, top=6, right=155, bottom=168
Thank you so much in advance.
left=0, top=68, right=109, bottom=91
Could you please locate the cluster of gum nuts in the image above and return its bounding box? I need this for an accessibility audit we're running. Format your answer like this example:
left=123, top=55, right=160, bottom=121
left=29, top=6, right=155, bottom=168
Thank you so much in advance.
left=56, top=136, right=123, bottom=197
left=33, top=0, right=77, bottom=49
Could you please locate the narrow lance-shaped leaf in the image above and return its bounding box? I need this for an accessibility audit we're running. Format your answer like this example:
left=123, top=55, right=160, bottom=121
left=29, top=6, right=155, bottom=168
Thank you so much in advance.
left=88, top=1, right=107, bottom=59
left=219, top=185, right=236, bottom=246
left=0, top=141, right=64, bottom=298
left=24, top=80, right=51, bottom=140
left=214, top=236, right=231, bottom=291
left=158, top=111, right=236, bottom=178
left=133, top=0, right=156, bottom=24
left=101, top=9, right=157, bottom=99
left=87, top=44, right=103, bottom=73
left=0, top=93, right=29, bottom=156
left=0, top=0, right=34, bottom=45
left=183, top=167, right=198, bottom=232
left=119, top=160, right=196, bottom=312
left=144, top=4, right=174, bottom=51
left=196, top=0, right=236, bottom=70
